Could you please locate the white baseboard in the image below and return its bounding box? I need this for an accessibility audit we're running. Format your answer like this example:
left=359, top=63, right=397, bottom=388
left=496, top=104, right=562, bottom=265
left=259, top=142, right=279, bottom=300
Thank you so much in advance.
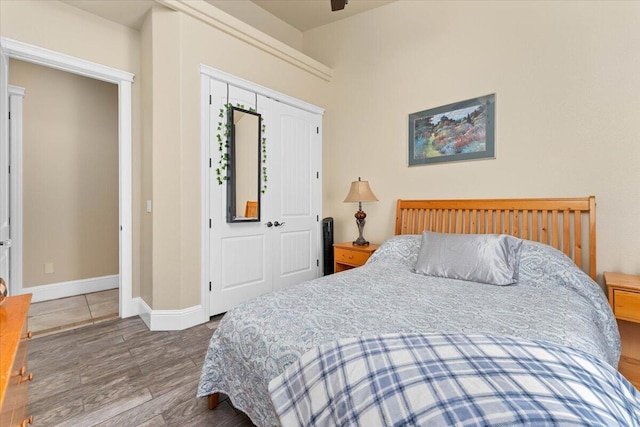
left=26, top=275, right=119, bottom=303
left=134, top=297, right=151, bottom=325
left=136, top=298, right=205, bottom=331
left=126, top=296, right=145, bottom=319
left=22, top=276, right=203, bottom=331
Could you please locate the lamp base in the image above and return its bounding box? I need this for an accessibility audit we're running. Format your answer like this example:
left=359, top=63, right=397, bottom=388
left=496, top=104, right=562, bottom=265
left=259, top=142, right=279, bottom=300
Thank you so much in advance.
left=352, top=237, right=370, bottom=246
left=353, top=212, right=369, bottom=246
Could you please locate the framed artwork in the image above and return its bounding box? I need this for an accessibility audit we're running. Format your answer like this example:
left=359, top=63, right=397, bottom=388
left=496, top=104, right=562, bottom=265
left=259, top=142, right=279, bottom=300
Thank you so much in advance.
left=408, top=94, right=495, bottom=166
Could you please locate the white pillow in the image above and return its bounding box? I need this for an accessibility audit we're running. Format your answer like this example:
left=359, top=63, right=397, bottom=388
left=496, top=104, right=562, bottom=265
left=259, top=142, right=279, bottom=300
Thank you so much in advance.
left=414, top=232, right=523, bottom=285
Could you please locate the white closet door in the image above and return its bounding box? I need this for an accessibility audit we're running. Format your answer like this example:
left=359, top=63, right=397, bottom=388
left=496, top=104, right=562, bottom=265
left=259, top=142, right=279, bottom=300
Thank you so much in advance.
left=261, top=96, right=322, bottom=290
left=209, top=81, right=271, bottom=315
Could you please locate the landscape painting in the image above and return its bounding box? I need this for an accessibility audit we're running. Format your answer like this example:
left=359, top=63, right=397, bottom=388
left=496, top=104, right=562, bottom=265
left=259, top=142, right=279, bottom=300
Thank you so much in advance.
left=408, top=94, right=495, bottom=166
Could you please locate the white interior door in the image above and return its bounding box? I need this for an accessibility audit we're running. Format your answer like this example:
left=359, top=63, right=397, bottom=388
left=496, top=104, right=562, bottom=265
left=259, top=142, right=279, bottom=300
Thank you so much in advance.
left=0, top=52, right=10, bottom=287
left=262, top=96, right=322, bottom=290
left=209, top=80, right=272, bottom=315
left=206, top=74, right=323, bottom=316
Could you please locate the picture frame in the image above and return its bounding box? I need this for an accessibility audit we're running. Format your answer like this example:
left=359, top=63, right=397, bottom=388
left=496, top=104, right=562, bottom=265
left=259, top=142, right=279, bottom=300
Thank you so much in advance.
left=408, top=94, right=495, bottom=166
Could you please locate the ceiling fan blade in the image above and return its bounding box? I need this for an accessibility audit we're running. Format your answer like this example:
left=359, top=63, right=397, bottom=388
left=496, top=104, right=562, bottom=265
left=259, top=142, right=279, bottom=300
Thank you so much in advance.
left=331, top=0, right=347, bottom=12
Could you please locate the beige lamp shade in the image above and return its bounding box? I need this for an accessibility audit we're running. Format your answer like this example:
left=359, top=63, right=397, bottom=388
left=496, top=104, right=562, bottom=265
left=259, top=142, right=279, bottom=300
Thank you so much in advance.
left=343, top=179, right=378, bottom=203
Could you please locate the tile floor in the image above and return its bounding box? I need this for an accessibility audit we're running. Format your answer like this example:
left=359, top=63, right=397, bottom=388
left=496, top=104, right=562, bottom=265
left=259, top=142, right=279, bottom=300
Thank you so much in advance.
left=28, top=289, right=119, bottom=337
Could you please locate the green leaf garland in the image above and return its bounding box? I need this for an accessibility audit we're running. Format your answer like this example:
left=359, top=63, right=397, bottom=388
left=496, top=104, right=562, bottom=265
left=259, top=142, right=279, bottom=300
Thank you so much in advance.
left=216, top=103, right=268, bottom=193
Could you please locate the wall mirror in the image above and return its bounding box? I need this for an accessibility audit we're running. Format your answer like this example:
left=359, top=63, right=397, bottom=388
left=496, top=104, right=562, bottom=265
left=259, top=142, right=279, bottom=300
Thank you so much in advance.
left=227, top=106, right=261, bottom=223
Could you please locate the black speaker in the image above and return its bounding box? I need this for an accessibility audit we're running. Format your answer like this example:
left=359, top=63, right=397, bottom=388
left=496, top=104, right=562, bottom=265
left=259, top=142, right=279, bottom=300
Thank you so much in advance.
left=322, top=217, right=334, bottom=275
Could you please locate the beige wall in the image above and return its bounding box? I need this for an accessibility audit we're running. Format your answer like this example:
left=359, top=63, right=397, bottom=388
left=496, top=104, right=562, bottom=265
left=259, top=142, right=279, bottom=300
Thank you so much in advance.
left=177, top=10, right=330, bottom=309
left=303, top=0, right=640, bottom=279
left=206, top=0, right=303, bottom=50
left=1, top=0, right=328, bottom=310
left=9, top=59, right=118, bottom=287
left=142, top=7, right=329, bottom=309
left=9, top=0, right=631, bottom=312
left=145, top=8, right=182, bottom=310
left=1, top=0, right=143, bottom=295
left=140, top=9, right=153, bottom=305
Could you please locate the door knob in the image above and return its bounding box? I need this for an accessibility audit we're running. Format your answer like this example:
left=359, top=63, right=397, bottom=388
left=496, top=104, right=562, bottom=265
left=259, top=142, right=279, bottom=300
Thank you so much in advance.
left=274, top=221, right=285, bottom=227
left=0, top=239, right=11, bottom=247
left=265, top=222, right=273, bottom=227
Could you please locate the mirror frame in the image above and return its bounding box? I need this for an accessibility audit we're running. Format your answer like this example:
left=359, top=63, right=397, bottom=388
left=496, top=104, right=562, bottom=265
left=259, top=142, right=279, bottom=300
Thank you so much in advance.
left=226, top=106, right=262, bottom=223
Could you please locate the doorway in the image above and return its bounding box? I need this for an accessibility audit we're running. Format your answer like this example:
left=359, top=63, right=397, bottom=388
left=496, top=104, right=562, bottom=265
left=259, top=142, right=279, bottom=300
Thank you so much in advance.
left=0, top=37, right=135, bottom=318
left=9, top=60, right=122, bottom=333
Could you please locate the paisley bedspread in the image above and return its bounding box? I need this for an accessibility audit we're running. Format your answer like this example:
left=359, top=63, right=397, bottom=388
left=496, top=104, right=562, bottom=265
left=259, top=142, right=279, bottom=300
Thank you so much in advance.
left=197, top=235, right=620, bottom=427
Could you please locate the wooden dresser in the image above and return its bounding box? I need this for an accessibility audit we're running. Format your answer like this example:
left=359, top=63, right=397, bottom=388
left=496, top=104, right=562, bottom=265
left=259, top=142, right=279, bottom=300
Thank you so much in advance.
left=0, top=294, right=33, bottom=427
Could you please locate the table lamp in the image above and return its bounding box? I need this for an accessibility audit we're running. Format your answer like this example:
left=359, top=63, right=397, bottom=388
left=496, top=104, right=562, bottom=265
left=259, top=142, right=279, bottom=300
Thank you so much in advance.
left=343, top=177, right=378, bottom=246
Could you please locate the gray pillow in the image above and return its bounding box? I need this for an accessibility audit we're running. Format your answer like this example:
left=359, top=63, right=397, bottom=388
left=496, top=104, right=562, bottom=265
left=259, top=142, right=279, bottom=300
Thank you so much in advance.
left=414, top=232, right=523, bottom=285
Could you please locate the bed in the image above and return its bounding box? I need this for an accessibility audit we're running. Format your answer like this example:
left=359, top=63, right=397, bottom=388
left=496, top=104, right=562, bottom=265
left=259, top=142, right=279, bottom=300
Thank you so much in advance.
left=198, top=196, right=622, bottom=427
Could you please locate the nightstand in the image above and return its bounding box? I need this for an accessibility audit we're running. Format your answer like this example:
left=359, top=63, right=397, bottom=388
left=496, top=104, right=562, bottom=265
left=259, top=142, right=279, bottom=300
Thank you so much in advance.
left=333, top=242, right=379, bottom=273
left=606, top=272, right=640, bottom=323
left=604, top=272, right=640, bottom=389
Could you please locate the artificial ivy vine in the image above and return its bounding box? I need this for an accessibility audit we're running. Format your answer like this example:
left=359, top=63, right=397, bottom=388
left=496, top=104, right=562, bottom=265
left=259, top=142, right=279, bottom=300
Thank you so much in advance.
left=215, top=103, right=231, bottom=185
left=216, top=102, right=268, bottom=194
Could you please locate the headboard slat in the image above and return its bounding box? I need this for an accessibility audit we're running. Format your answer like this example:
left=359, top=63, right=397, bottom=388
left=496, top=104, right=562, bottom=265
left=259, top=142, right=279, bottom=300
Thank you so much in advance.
left=552, top=210, right=559, bottom=249
left=574, top=213, right=582, bottom=270
left=562, top=209, right=571, bottom=257
left=395, top=197, right=596, bottom=280
left=503, top=211, right=509, bottom=235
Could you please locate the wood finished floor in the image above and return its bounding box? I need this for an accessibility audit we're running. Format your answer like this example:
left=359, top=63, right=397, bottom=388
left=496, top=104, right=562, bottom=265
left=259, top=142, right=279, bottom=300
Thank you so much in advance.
left=28, top=317, right=256, bottom=427
left=619, top=355, right=640, bottom=390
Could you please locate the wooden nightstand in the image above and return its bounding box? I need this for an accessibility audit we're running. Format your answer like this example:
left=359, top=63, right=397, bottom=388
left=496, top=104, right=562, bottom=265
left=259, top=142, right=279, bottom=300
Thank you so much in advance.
left=333, top=242, right=379, bottom=273
left=604, top=272, right=640, bottom=389
left=606, top=272, right=640, bottom=323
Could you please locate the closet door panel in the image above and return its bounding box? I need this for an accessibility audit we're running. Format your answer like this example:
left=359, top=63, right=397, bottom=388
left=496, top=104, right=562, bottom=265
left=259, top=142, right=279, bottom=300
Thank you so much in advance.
left=263, top=96, right=321, bottom=290
left=209, top=81, right=271, bottom=316
left=280, top=115, right=311, bottom=217
left=280, top=230, right=312, bottom=276
left=220, top=235, right=266, bottom=289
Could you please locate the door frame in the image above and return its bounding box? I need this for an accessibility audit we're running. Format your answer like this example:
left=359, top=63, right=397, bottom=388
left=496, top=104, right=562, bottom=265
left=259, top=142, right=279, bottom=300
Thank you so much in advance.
left=0, top=37, right=136, bottom=317
left=199, top=64, right=324, bottom=320
left=8, top=85, right=24, bottom=299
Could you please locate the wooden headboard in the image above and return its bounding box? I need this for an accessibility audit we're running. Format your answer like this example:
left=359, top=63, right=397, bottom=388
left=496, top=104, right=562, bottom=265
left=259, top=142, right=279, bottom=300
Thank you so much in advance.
left=395, top=197, right=596, bottom=280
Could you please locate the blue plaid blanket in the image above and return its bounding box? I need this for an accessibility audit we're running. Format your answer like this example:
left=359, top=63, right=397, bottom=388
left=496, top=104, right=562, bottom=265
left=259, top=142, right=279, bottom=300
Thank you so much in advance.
left=269, top=333, right=639, bottom=427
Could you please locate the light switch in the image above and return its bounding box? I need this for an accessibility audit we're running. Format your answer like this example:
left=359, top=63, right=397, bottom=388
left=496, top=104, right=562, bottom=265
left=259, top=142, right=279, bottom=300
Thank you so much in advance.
left=146, top=200, right=152, bottom=213
left=44, top=262, right=54, bottom=274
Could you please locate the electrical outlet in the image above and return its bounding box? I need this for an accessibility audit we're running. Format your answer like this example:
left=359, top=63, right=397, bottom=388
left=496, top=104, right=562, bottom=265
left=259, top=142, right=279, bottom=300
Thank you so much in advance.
left=44, top=262, right=54, bottom=274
